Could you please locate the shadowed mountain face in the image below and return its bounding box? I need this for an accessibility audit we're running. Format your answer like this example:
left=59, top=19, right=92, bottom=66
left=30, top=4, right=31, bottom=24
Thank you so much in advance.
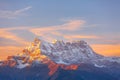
left=0, top=64, right=49, bottom=80
left=0, top=38, right=120, bottom=80
left=0, top=64, right=120, bottom=80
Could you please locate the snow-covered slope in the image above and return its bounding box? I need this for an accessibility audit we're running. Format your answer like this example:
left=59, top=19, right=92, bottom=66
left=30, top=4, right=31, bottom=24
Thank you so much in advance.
left=0, top=38, right=120, bottom=68
left=40, top=39, right=101, bottom=64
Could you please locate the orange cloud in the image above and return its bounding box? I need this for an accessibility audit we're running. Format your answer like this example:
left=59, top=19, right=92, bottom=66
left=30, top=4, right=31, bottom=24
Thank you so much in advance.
left=30, top=20, right=85, bottom=41
left=91, top=44, right=120, bottom=56
left=0, top=46, right=24, bottom=60
left=30, top=20, right=85, bottom=33
left=0, top=28, right=28, bottom=45
left=60, top=20, right=85, bottom=31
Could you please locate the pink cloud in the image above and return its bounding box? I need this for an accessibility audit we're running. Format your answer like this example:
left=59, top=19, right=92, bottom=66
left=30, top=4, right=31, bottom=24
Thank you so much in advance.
left=0, top=28, right=28, bottom=45
left=29, top=20, right=85, bottom=41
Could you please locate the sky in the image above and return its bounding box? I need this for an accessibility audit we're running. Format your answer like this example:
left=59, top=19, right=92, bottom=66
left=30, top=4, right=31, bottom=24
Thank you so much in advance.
left=0, top=0, right=120, bottom=60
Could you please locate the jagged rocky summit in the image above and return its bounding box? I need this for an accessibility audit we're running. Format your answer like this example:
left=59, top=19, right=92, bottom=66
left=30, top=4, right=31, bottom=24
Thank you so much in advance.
left=0, top=37, right=120, bottom=68
left=0, top=38, right=120, bottom=80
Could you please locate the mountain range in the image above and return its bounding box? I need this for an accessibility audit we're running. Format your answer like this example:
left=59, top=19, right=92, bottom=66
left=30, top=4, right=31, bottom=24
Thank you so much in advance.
left=0, top=38, right=120, bottom=80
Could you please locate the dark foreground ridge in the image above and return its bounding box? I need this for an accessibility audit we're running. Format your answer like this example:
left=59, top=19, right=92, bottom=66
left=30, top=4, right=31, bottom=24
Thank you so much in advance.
left=0, top=63, right=120, bottom=80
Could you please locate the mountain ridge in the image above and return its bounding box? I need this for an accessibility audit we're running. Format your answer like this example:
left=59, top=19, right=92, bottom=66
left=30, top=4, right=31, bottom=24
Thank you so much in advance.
left=0, top=38, right=120, bottom=67
left=0, top=38, right=120, bottom=76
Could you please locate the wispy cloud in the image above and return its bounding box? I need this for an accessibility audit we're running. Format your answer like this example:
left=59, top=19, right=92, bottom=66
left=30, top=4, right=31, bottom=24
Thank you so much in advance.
left=0, top=28, right=28, bottom=45
left=30, top=20, right=86, bottom=41
left=60, top=20, right=85, bottom=31
left=0, top=6, right=32, bottom=19
left=30, top=19, right=85, bottom=32
left=0, top=19, right=89, bottom=43
left=14, top=6, right=32, bottom=14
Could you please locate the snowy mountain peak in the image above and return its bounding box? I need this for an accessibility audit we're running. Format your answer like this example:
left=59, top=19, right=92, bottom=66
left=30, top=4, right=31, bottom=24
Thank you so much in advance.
left=0, top=38, right=120, bottom=69
left=40, top=39, right=101, bottom=65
